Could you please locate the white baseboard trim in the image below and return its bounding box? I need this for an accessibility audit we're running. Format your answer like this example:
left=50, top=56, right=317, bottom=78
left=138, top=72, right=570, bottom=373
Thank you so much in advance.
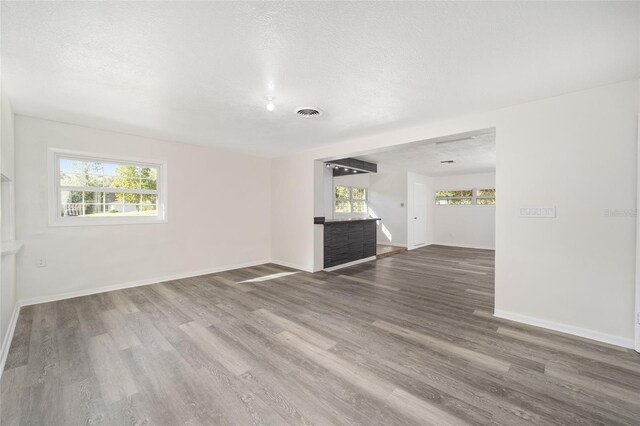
left=494, top=309, right=634, bottom=349
left=269, top=259, right=312, bottom=272
left=0, top=302, right=21, bottom=378
left=376, top=242, right=407, bottom=248
left=323, top=256, right=376, bottom=272
left=19, top=259, right=272, bottom=307
left=407, top=243, right=429, bottom=251
left=432, top=242, right=495, bottom=251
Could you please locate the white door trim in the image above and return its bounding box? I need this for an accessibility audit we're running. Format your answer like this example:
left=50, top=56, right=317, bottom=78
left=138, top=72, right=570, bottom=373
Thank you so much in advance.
left=635, top=113, right=640, bottom=353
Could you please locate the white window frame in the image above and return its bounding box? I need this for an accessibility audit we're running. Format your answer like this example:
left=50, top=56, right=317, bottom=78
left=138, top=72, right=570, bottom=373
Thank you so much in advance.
left=48, top=148, right=168, bottom=227
left=334, top=185, right=368, bottom=217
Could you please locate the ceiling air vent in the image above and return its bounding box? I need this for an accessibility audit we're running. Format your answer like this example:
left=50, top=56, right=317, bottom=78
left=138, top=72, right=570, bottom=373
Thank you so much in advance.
left=296, top=108, right=322, bottom=118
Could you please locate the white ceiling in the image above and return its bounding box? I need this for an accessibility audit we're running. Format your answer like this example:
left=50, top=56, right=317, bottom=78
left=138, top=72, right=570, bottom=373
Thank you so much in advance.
left=356, top=130, right=496, bottom=177
left=2, top=2, right=638, bottom=157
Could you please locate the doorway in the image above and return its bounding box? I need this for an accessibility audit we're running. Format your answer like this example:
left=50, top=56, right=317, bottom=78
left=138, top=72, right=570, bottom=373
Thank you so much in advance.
left=314, top=127, right=496, bottom=272
left=411, top=181, right=428, bottom=247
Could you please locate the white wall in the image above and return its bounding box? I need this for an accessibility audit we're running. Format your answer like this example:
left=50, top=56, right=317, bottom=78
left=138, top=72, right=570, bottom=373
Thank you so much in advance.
left=271, top=79, right=639, bottom=347
left=0, top=91, right=17, bottom=352
left=368, top=171, right=408, bottom=247
left=494, top=82, right=637, bottom=347
left=322, top=166, right=333, bottom=220
left=368, top=170, right=496, bottom=250
left=432, top=172, right=496, bottom=249
left=15, top=116, right=271, bottom=302
left=1, top=97, right=15, bottom=182
left=334, top=173, right=370, bottom=189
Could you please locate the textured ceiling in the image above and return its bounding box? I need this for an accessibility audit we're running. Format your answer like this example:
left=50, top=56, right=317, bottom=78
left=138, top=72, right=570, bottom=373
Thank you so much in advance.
left=2, top=2, right=639, bottom=157
left=357, top=130, right=496, bottom=177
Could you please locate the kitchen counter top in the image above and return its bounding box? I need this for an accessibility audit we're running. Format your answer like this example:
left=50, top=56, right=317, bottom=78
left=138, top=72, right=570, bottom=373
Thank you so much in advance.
left=321, top=217, right=381, bottom=224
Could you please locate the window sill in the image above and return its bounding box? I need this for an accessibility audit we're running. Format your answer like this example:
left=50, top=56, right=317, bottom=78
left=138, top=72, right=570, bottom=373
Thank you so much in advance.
left=2, top=240, right=23, bottom=256
left=48, top=217, right=168, bottom=227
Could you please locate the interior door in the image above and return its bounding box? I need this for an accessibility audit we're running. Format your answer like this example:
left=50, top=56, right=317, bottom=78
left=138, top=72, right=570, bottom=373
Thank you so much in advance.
left=412, top=182, right=428, bottom=246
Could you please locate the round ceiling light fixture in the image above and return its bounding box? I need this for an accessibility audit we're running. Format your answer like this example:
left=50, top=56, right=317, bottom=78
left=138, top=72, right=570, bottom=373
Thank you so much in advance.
left=266, top=97, right=275, bottom=112
left=296, top=107, right=322, bottom=118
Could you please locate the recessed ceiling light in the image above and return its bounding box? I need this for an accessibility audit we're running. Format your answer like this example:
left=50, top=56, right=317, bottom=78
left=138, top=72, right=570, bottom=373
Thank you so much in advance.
left=266, top=96, right=275, bottom=112
left=326, top=163, right=331, bottom=168
left=296, top=108, right=322, bottom=118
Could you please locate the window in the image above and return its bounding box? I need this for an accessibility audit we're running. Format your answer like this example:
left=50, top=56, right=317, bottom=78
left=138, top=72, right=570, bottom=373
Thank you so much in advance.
left=476, top=188, right=496, bottom=205
left=49, top=149, right=166, bottom=226
left=435, top=190, right=473, bottom=205
left=335, top=185, right=368, bottom=215
left=435, top=188, right=495, bottom=205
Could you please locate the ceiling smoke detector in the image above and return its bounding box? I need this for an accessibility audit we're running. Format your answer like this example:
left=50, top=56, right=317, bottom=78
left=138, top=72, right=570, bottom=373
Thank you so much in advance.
left=296, top=108, right=322, bottom=118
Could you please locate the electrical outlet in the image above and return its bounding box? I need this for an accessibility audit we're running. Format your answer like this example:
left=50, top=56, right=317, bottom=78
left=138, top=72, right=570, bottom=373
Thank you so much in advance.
left=36, top=258, right=46, bottom=268
left=519, top=206, right=556, bottom=218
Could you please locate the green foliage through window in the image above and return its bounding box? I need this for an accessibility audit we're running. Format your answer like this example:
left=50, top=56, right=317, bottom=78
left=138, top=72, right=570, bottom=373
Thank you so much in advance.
left=335, top=185, right=367, bottom=215
left=477, top=198, right=496, bottom=205
left=335, top=200, right=351, bottom=213
left=435, top=190, right=472, bottom=198
left=335, top=186, right=350, bottom=199
left=58, top=156, right=160, bottom=218
left=477, top=189, right=496, bottom=196
left=435, top=188, right=496, bottom=205
left=352, top=188, right=366, bottom=200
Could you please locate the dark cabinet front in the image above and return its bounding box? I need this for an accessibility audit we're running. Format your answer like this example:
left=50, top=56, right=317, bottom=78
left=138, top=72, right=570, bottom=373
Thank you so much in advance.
left=324, top=220, right=377, bottom=268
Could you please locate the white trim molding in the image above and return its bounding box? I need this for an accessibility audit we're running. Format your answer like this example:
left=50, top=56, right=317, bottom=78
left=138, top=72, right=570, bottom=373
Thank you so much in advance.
left=408, top=242, right=430, bottom=251
left=47, top=148, right=168, bottom=227
left=19, top=259, right=271, bottom=307
left=431, top=242, right=496, bottom=251
left=635, top=112, right=640, bottom=353
left=376, top=242, right=407, bottom=248
left=270, top=259, right=312, bottom=272
left=1, top=258, right=291, bottom=378
left=1, top=240, right=23, bottom=257
left=0, top=302, right=21, bottom=378
left=494, top=309, right=634, bottom=349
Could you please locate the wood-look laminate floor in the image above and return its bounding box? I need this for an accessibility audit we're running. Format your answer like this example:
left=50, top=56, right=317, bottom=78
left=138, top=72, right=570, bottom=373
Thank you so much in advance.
left=376, top=244, right=407, bottom=259
left=2, top=245, right=639, bottom=425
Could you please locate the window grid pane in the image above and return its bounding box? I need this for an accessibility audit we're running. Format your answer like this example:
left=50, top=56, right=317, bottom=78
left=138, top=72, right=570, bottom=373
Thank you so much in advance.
left=435, top=198, right=473, bottom=205
left=58, top=156, right=160, bottom=219
left=335, top=186, right=350, bottom=199
left=352, top=187, right=366, bottom=200
left=477, top=188, right=496, bottom=196
left=335, top=186, right=367, bottom=214
left=435, top=190, right=472, bottom=198
left=477, top=198, right=496, bottom=205
left=435, top=187, right=496, bottom=205
left=352, top=201, right=367, bottom=213
left=335, top=200, right=351, bottom=213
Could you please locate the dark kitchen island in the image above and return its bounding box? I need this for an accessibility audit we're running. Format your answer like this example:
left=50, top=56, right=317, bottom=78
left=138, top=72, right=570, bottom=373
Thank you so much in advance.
left=321, top=218, right=381, bottom=269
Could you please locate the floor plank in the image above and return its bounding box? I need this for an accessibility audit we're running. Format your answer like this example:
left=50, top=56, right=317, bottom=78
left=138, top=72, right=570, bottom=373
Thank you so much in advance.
left=2, top=245, right=639, bottom=425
